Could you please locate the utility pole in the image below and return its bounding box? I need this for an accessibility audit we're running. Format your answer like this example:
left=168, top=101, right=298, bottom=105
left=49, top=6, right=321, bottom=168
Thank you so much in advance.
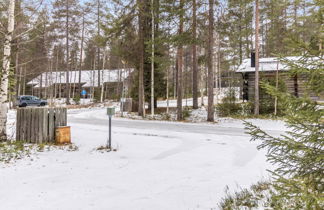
left=254, top=0, right=260, bottom=115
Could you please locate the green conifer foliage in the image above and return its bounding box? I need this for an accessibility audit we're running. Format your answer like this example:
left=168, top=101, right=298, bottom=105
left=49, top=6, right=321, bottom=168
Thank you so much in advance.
left=244, top=45, right=324, bottom=209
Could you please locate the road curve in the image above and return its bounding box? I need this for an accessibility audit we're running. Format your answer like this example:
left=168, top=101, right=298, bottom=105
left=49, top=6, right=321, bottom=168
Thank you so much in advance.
left=68, top=111, right=283, bottom=137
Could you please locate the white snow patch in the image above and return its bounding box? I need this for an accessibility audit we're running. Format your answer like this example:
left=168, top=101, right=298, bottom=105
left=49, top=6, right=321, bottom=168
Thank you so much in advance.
left=0, top=108, right=284, bottom=210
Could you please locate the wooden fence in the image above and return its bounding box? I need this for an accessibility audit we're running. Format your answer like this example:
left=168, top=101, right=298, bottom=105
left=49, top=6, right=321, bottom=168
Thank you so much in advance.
left=16, top=107, right=67, bottom=143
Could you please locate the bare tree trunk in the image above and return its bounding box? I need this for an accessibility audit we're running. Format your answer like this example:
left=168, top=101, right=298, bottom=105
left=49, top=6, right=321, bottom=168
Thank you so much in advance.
left=215, top=33, right=219, bottom=104
left=45, top=71, right=48, bottom=99
left=79, top=10, right=85, bottom=97
left=200, top=65, right=204, bottom=106
left=166, top=64, right=169, bottom=114
left=15, top=42, right=19, bottom=99
left=207, top=0, right=214, bottom=122
left=17, top=66, right=21, bottom=97
left=138, top=0, right=145, bottom=116
left=49, top=59, right=54, bottom=106
left=97, top=0, right=101, bottom=88
left=100, top=49, right=106, bottom=103
left=173, top=61, right=176, bottom=98
left=192, top=0, right=198, bottom=109
left=65, top=0, right=71, bottom=105
left=274, top=60, right=279, bottom=115
left=0, top=0, right=15, bottom=141
left=91, top=59, right=96, bottom=101
left=151, top=0, right=155, bottom=116
left=254, top=0, right=260, bottom=115
left=23, top=65, right=26, bottom=95
left=177, top=0, right=184, bottom=121
left=55, top=48, right=59, bottom=99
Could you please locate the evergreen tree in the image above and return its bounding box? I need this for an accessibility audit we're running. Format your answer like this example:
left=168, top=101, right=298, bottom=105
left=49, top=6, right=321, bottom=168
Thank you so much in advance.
left=244, top=3, right=324, bottom=206
left=52, top=0, right=80, bottom=104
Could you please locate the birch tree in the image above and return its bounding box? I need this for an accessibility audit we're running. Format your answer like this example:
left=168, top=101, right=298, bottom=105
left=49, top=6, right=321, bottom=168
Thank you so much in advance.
left=0, top=0, right=15, bottom=141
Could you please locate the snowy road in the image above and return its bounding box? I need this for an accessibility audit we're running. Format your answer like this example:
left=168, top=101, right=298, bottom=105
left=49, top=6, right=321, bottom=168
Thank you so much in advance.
left=0, top=108, right=283, bottom=210
left=68, top=108, right=285, bottom=137
left=69, top=115, right=248, bottom=137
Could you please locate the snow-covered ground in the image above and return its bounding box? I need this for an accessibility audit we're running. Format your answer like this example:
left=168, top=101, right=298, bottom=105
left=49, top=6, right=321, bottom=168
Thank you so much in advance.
left=0, top=108, right=285, bottom=210
left=157, top=88, right=240, bottom=108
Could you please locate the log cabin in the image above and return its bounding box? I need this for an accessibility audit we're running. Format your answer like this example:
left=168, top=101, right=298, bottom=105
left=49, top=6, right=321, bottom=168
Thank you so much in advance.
left=236, top=56, right=323, bottom=102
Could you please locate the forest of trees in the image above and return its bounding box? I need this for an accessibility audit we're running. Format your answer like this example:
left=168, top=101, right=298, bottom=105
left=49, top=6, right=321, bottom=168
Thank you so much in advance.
left=0, top=0, right=323, bottom=139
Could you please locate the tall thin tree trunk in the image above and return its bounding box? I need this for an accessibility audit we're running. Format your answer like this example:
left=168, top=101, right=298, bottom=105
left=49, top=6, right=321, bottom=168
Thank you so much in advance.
left=138, top=0, right=145, bottom=116
left=55, top=48, right=59, bottom=98
left=49, top=59, right=53, bottom=106
left=151, top=0, right=155, bottom=116
left=192, top=0, right=198, bottom=109
left=207, top=0, right=214, bottom=122
left=65, top=0, right=71, bottom=105
left=79, top=11, right=85, bottom=97
left=166, top=64, right=169, bottom=114
left=17, top=66, right=21, bottom=97
left=100, top=49, right=106, bottom=103
left=274, top=60, right=279, bottom=115
left=15, top=42, right=19, bottom=99
left=200, top=65, right=204, bottom=106
left=0, top=0, right=15, bottom=141
left=254, top=0, right=260, bottom=115
left=215, top=33, right=219, bottom=104
left=97, top=0, right=101, bottom=88
left=23, top=65, right=26, bottom=95
left=177, top=0, right=184, bottom=121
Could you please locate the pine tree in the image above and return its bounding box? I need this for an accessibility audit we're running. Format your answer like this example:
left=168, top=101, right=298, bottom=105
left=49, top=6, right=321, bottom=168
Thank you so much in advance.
left=52, top=0, right=80, bottom=104
left=26, top=11, right=50, bottom=98
left=244, top=3, right=324, bottom=206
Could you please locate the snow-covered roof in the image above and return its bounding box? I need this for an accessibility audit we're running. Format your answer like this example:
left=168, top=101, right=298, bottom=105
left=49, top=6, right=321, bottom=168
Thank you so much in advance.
left=28, top=69, right=133, bottom=88
left=236, top=56, right=302, bottom=73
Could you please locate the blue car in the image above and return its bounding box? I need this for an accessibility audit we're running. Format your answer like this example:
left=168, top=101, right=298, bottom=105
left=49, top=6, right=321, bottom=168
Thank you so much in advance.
left=17, top=95, right=47, bottom=107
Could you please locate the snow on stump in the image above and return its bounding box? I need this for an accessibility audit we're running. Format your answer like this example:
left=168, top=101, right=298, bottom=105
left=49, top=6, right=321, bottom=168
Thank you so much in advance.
left=16, top=107, right=67, bottom=143
left=55, top=126, right=71, bottom=144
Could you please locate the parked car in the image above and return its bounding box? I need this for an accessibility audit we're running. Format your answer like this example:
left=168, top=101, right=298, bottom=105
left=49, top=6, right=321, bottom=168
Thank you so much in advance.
left=17, top=95, right=47, bottom=107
